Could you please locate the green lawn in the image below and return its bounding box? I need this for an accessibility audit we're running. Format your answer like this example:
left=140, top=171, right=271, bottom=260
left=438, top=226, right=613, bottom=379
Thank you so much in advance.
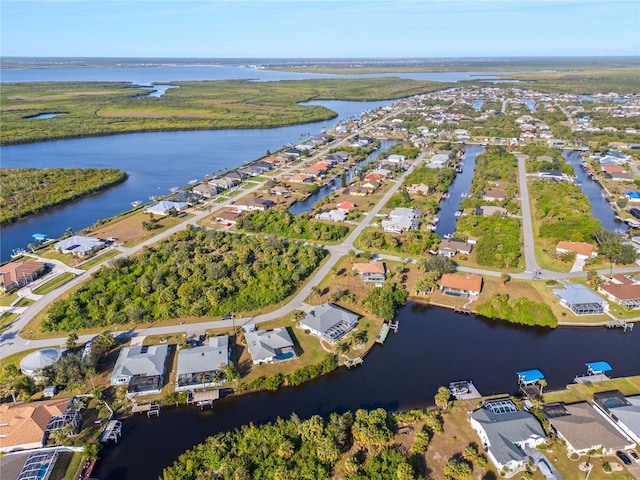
left=14, top=297, right=34, bottom=307
left=0, top=293, right=18, bottom=306
left=0, top=312, right=18, bottom=333
left=33, top=272, right=76, bottom=295
left=78, top=249, right=119, bottom=270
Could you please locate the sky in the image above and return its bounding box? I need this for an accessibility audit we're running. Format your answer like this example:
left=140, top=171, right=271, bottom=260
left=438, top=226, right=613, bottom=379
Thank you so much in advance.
left=1, top=0, right=639, bottom=58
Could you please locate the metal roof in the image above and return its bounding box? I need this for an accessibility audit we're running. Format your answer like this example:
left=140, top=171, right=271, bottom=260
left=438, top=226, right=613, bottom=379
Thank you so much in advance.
left=586, top=361, right=612, bottom=374
left=517, top=369, right=545, bottom=384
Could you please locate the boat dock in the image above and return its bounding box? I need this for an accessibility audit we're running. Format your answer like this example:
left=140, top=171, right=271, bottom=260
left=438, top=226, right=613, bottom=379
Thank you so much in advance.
left=131, top=401, right=160, bottom=417
left=575, top=361, right=612, bottom=384
left=344, top=357, right=363, bottom=368
left=188, top=389, right=220, bottom=409
left=448, top=380, right=481, bottom=400
left=376, top=323, right=390, bottom=344
left=99, top=420, right=123, bottom=443
left=605, top=318, right=634, bottom=331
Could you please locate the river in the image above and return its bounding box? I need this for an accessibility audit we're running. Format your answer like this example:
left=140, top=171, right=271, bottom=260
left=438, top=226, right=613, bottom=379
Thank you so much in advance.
left=1, top=99, right=393, bottom=261
left=563, top=150, right=628, bottom=233
left=93, top=301, right=640, bottom=480
left=435, top=145, right=483, bottom=237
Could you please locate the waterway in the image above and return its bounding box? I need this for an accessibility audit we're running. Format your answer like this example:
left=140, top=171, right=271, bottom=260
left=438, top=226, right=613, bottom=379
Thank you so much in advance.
left=562, top=150, right=628, bottom=233
left=1, top=99, right=392, bottom=261
left=435, top=145, right=483, bottom=237
left=288, top=139, right=397, bottom=215
left=93, top=301, right=640, bottom=480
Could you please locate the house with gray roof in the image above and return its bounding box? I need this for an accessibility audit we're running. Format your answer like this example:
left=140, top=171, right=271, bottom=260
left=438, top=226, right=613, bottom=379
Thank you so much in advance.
left=54, top=235, right=106, bottom=257
left=245, top=328, right=296, bottom=365
left=300, top=303, right=360, bottom=343
left=469, top=398, right=546, bottom=473
left=111, top=345, right=169, bottom=397
left=553, top=283, right=605, bottom=315
left=145, top=200, right=188, bottom=216
left=543, top=402, right=634, bottom=455
left=192, top=183, right=218, bottom=198
left=594, top=391, right=640, bottom=444
left=175, top=336, right=229, bottom=392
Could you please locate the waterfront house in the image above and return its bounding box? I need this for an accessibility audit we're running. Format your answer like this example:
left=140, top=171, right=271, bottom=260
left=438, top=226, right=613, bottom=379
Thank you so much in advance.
left=284, top=147, right=302, bottom=158
left=209, top=177, right=237, bottom=190
left=326, top=153, right=349, bottom=163
left=315, top=210, right=347, bottom=222
left=289, top=173, right=315, bottom=184
left=111, top=345, right=169, bottom=397
left=469, top=398, right=546, bottom=473
left=192, top=183, right=218, bottom=198
left=336, top=201, right=356, bottom=212
left=54, top=235, right=106, bottom=257
left=0, top=398, right=73, bottom=453
left=598, top=274, right=640, bottom=308
left=438, top=273, right=482, bottom=298
left=593, top=391, right=640, bottom=444
left=364, top=172, right=385, bottom=183
left=386, top=154, right=406, bottom=163
left=482, top=188, right=507, bottom=202
left=542, top=402, right=634, bottom=455
left=361, top=179, right=381, bottom=192
left=301, top=167, right=323, bottom=179
left=245, top=328, right=296, bottom=365
left=352, top=262, right=386, bottom=284
left=437, top=239, right=473, bottom=258
left=175, top=336, right=229, bottom=392
left=225, top=171, right=247, bottom=182
left=406, top=183, right=430, bottom=196
left=270, top=186, right=290, bottom=196
left=145, top=200, right=189, bottom=216
left=311, top=162, right=329, bottom=175
left=553, top=283, right=605, bottom=315
left=0, top=261, right=47, bottom=293
left=300, top=303, right=360, bottom=344
left=381, top=207, right=420, bottom=234
left=555, top=241, right=597, bottom=259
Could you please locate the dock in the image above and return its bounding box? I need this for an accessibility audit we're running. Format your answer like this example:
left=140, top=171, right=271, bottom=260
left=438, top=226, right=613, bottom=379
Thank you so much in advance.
left=344, top=357, right=363, bottom=368
left=454, top=307, right=471, bottom=315
left=188, top=389, right=220, bottom=409
left=575, top=361, right=612, bottom=384
left=376, top=323, right=390, bottom=344
left=99, top=420, right=123, bottom=443
left=605, top=318, right=634, bottom=331
left=449, top=380, right=481, bottom=400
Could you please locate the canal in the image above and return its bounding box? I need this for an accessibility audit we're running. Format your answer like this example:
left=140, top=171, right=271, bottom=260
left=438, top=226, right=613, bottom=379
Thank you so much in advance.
left=288, top=139, right=397, bottom=215
left=562, top=150, right=628, bottom=233
left=93, top=302, right=640, bottom=480
left=435, top=144, right=483, bottom=237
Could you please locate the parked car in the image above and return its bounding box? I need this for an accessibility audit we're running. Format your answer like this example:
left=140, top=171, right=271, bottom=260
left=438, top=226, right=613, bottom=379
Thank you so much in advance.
left=628, top=450, right=640, bottom=463
left=616, top=451, right=632, bottom=465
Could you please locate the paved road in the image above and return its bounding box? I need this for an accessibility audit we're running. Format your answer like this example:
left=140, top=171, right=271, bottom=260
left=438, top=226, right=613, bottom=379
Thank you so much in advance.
left=516, top=154, right=542, bottom=277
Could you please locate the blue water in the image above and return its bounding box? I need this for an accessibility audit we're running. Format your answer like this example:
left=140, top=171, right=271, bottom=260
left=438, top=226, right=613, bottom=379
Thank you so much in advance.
left=288, top=139, right=397, bottom=214
left=473, top=99, right=484, bottom=111
left=25, top=112, right=67, bottom=119
left=525, top=98, right=536, bottom=112
left=1, top=100, right=392, bottom=261
left=435, top=145, right=483, bottom=237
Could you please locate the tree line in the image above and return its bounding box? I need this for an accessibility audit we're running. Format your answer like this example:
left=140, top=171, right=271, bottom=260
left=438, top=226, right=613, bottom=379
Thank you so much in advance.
left=1, top=167, right=127, bottom=224
left=237, top=210, right=349, bottom=242
left=43, top=227, right=326, bottom=331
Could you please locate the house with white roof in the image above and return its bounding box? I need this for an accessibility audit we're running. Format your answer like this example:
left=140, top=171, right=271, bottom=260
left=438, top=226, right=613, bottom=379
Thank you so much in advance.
left=54, top=235, right=106, bottom=257
left=175, top=336, right=229, bottom=392
left=145, top=200, right=189, bottom=216
left=300, top=303, right=360, bottom=344
left=245, top=328, right=296, bottom=365
left=381, top=207, right=420, bottom=234
left=315, top=210, right=347, bottom=222
left=111, top=345, right=169, bottom=397
left=470, top=398, right=546, bottom=473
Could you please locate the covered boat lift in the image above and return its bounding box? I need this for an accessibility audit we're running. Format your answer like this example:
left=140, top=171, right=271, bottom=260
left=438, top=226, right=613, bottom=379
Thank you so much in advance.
left=517, top=369, right=546, bottom=397
left=575, top=361, right=612, bottom=383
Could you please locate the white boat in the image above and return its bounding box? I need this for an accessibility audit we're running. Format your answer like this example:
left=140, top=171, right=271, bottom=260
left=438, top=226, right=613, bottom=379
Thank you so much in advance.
left=169, top=186, right=180, bottom=193
left=188, top=179, right=199, bottom=185
left=131, top=201, right=142, bottom=207
left=454, top=210, right=463, bottom=217
left=460, top=193, right=468, bottom=198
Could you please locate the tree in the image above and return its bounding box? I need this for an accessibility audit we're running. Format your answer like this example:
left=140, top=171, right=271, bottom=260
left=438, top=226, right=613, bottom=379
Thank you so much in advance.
left=500, top=272, right=511, bottom=285
left=586, top=269, right=602, bottom=289
left=443, top=458, right=473, bottom=479
left=66, top=331, right=79, bottom=350
left=434, top=386, right=451, bottom=411
left=414, top=271, right=440, bottom=295
left=0, top=364, right=22, bottom=403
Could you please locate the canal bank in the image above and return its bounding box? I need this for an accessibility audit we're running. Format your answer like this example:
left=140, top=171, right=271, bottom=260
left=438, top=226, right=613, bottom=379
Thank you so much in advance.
left=93, top=302, right=640, bottom=480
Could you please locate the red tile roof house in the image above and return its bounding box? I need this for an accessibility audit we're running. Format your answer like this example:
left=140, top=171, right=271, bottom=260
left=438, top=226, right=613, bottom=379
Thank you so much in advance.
left=598, top=274, right=640, bottom=309
left=336, top=201, right=356, bottom=212
left=311, top=162, right=330, bottom=175
left=555, top=241, right=597, bottom=259
left=215, top=210, right=244, bottom=225
left=0, top=261, right=47, bottom=294
left=438, top=273, right=483, bottom=298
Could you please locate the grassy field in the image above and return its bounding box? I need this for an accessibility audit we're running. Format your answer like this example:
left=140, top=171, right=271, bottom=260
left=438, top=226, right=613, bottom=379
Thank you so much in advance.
left=0, top=293, right=18, bottom=306
left=1, top=78, right=448, bottom=144
left=0, top=312, right=18, bottom=333
left=77, top=249, right=120, bottom=270
left=32, top=272, right=76, bottom=295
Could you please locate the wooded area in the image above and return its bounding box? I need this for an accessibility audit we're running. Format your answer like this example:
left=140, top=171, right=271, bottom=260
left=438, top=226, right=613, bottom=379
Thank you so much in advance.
left=43, top=227, right=326, bottom=331
left=0, top=167, right=127, bottom=224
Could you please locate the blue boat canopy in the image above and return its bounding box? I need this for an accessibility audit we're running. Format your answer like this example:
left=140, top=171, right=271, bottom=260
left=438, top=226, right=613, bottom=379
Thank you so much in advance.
left=517, top=369, right=545, bottom=384
left=586, top=361, right=612, bottom=374
left=32, top=233, right=47, bottom=239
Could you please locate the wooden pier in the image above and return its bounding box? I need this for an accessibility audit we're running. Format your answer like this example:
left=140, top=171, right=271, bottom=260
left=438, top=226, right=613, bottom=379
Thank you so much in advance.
left=344, top=357, right=363, bottom=368
left=375, top=323, right=390, bottom=344
left=389, top=320, right=399, bottom=333
left=99, top=420, right=122, bottom=444
left=454, top=307, right=471, bottom=315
